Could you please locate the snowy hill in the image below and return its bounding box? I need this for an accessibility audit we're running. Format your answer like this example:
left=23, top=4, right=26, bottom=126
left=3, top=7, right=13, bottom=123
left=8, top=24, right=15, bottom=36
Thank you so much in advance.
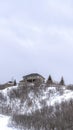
left=0, top=84, right=73, bottom=115
left=0, top=84, right=73, bottom=129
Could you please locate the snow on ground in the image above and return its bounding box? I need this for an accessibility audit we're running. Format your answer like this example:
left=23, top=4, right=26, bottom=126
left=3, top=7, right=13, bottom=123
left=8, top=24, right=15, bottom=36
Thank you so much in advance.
left=0, top=85, right=73, bottom=115
left=1, top=85, right=73, bottom=130
left=43, top=86, right=73, bottom=106
left=0, top=85, right=18, bottom=96
left=0, top=114, right=17, bottom=130
left=19, top=86, right=73, bottom=114
left=49, top=89, right=73, bottom=105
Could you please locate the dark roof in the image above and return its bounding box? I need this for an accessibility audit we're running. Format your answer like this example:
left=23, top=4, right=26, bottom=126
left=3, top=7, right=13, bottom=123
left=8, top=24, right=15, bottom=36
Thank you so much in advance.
left=23, top=73, right=45, bottom=79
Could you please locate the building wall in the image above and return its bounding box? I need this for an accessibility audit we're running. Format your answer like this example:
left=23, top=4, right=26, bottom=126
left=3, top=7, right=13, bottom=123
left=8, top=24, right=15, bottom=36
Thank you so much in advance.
left=19, top=75, right=45, bottom=87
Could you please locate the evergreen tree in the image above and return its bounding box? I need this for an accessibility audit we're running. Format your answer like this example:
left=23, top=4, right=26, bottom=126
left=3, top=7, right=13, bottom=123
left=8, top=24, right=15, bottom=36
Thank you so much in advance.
left=59, top=77, right=65, bottom=85
left=47, top=75, right=53, bottom=84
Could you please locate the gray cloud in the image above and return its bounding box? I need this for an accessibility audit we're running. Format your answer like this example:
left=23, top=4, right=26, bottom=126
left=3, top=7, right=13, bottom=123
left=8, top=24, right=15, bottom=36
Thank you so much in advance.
left=0, top=0, right=73, bottom=84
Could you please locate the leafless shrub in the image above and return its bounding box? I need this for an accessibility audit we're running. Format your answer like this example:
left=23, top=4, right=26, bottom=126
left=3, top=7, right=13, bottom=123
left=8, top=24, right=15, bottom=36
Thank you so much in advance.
left=0, top=92, right=7, bottom=102
left=56, top=86, right=64, bottom=95
left=11, top=99, right=73, bottom=130
left=67, top=85, right=73, bottom=90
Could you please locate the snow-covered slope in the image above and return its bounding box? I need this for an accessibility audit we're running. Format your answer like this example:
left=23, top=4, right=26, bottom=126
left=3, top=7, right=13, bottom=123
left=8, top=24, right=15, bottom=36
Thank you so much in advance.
left=0, top=84, right=73, bottom=130
left=0, top=114, right=17, bottom=130
left=0, top=84, right=73, bottom=115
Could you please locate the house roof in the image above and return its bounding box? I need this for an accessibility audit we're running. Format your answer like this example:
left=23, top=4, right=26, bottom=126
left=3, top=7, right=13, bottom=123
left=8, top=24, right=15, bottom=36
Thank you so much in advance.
left=23, top=73, right=45, bottom=79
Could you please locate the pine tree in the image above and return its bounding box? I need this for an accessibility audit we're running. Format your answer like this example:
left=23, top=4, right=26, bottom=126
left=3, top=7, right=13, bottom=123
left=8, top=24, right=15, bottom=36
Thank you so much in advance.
left=59, top=76, right=65, bottom=85
left=47, top=75, right=53, bottom=84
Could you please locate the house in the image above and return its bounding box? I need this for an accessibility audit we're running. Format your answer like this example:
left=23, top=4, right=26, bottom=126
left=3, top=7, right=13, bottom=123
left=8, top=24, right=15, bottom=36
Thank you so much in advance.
left=0, top=80, right=16, bottom=89
left=19, top=73, right=45, bottom=87
left=3, top=81, right=15, bottom=88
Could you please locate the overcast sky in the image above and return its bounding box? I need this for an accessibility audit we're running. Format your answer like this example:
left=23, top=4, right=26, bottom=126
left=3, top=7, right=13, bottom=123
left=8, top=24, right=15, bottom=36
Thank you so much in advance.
left=0, top=0, right=73, bottom=84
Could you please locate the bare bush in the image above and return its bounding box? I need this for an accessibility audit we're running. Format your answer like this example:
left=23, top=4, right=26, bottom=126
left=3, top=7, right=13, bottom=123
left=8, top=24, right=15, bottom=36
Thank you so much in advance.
left=11, top=99, right=73, bottom=130
left=67, top=85, right=73, bottom=90
left=56, top=86, right=64, bottom=95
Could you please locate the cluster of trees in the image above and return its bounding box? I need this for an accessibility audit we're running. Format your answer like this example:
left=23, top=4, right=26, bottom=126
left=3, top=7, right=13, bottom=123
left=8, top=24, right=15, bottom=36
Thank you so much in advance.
left=46, top=75, right=65, bottom=86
